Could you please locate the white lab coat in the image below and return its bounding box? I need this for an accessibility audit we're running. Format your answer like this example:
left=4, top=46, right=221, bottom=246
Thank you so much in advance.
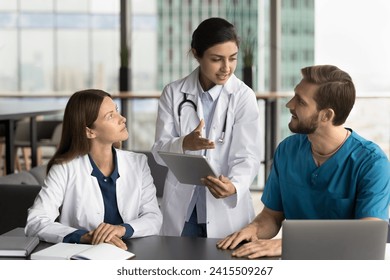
left=152, top=67, right=261, bottom=238
left=25, top=150, right=162, bottom=243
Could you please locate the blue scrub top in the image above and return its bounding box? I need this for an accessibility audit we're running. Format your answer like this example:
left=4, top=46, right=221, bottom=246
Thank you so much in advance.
left=261, top=129, right=390, bottom=220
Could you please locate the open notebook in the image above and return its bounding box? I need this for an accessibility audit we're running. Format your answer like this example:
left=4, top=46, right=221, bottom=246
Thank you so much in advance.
left=30, top=242, right=135, bottom=260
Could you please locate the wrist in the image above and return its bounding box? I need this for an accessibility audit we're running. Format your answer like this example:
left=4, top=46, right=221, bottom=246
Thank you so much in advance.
left=119, top=225, right=126, bottom=237
left=247, top=222, right=260, bottom=236
left=182, top=135, right=189, bottom=151
left=120, top=224, right=135, bottom=239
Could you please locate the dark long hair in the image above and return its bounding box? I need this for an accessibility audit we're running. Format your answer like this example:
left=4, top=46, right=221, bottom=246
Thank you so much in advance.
left=191, top=17, right=239, bottom=57
left=47, top=89, right=111, bottom=173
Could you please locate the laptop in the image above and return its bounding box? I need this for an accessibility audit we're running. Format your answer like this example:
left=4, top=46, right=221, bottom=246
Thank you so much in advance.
left=157, top=151, right=218, bottom=185
left=281, top=219, right=388, bottom=260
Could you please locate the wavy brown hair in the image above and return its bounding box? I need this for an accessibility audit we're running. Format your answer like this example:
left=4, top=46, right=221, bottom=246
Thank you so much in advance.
left=47, top=89, right=111, bottom=173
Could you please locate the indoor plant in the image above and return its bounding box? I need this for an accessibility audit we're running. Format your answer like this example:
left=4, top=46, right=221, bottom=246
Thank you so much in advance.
left=241, top=31, right=255, bottom=89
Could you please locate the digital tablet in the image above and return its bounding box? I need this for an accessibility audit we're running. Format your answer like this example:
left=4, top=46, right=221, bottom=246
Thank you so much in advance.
left=157, top=151, right=218, bottom=185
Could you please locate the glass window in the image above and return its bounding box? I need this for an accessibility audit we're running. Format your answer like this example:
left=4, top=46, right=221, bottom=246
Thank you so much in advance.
left=0, top=0, right=17, bottom=11
left=56, top=30, right=89, bottom=90
left=20, top=30, right=54, bottom=91
left=56, top=14, right=88, bottom=29
left=91, top=14, right=119, bottom=29
left=91, top=0, right=120, bottom=14
left=20, top=0, right=54, bottom=11
left=0, top=30, right=17, bottom=90
left=0, top=12, right=17, bottom=27
left=55, top=0, right=88, bottom=12
left=91, top=30, right=119, bottom=90
left=20, top=13, right=54, bottom=28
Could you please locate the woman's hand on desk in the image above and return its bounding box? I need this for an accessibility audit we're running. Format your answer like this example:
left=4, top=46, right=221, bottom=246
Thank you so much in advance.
left=202, top=175, right=236, bottom=198
left=81, top=223, right=127, bottom=250
left=183, top=119, right=215, bottom=151
left=81, top=233, right=127, bottom=250
left=103, top=236, right=127, bottom=250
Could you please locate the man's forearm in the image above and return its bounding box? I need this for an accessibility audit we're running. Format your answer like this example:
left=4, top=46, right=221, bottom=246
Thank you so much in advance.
left=251, top=209, right=284, bottom=239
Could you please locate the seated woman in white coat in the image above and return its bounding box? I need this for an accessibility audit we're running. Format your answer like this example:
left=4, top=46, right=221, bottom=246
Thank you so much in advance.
left=25, top=89, right=162, bottom=250
left=152, top=17, right=261, bottom=238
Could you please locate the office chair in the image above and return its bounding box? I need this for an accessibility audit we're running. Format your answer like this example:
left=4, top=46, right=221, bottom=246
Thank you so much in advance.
left=0, top=124, right=5, bottom=175
left=0, top=184, right=41, bottom=235
left=14, top=120, right=62, bottom=171
left=387, top=208, right=390, bottom=243
left=135, top=150, right=168, bottom=201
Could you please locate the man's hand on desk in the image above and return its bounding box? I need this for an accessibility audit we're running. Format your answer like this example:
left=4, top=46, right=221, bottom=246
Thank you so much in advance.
left=217, top=223, right=259, bottom=249
left=230, top=239, right=281, bottom=259
left=216, top=224, right=282, bottom=258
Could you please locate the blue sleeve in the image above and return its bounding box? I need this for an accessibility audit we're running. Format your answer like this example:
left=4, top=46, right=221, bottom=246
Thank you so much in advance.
left=356, top=155, right=390, bottom=220
left=261, top=145, right=284, bottom=212
left=121, top=223, right=134, bottom=239
left=63, top=229, right=89, bottom=243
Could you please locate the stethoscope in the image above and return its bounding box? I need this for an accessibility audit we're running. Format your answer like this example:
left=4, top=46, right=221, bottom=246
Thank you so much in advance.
left=178, top=93, right=228, bottom=143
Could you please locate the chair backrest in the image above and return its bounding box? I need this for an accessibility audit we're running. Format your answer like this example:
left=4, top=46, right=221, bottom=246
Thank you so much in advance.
left=136, top=150, right=168, bottom=198
left=0, top=184, right=41, bottom=234
left=0, top=123, right=5, bottom=136
left=50, top=122, right=62, bottom=146
left=0, top=171, right=39, bottom=185
left=388, top=219, right=390, bottom=243
left=29, top=165, right=47, bottom=186
left=14, top=120, right=62, bottom=146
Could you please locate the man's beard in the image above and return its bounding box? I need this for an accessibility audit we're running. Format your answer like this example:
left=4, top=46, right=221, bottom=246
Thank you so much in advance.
left=288, top=112, right=319, bottom=134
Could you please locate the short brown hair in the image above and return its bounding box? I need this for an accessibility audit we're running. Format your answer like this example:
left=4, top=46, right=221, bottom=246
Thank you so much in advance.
left=301, top=65, right=355, bottom=126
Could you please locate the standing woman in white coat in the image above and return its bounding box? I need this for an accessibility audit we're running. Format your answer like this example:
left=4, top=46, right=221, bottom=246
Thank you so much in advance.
left=25, top=89, right=162, bottom=249
left=152, top=17, right=261, bottom=238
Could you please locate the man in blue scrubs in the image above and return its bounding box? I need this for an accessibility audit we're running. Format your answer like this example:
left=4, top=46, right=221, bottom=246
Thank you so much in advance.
left=217, top=65, right=390, bottom=258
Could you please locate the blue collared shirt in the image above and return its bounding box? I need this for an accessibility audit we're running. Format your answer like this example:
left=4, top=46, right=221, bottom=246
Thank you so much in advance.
left=63, top=149, right=134, bottom=243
